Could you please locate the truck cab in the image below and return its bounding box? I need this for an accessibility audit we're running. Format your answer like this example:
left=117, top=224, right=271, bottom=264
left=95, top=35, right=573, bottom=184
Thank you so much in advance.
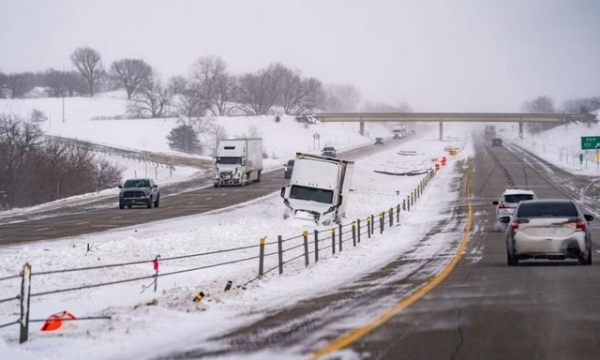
left=281, top=153, right=354, bottom=225
left=213, top=139, right=263, bottom=187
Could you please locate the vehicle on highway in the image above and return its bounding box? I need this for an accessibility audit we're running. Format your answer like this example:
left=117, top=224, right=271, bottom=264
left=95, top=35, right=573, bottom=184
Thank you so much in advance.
left=499, top=199, right=593, bottom=266
left=492, top=138, right=503, bottom=147
left=119, top=178, right=160, bottom=209
left=393, top=133, right=401, bottom=139
left=321, top=146, right=337, bottom=157
left=281, top=152, right=354, bottom=225
left=375, top=137, right=384, bottom=145
left=213, top=138, right=263, bottom=187
left=493, top=189, right=536, bottom=231
left=408, top=129, right=416, bottom=135
left=284, top=159, right=295, bottom=179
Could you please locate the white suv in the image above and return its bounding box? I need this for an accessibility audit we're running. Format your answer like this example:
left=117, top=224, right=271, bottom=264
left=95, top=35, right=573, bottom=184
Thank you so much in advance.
left=493, top=189, right=536, bottom=231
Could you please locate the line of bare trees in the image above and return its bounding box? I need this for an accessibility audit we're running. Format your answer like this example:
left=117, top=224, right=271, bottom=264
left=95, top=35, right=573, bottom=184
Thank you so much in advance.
left=521, top=95, right=600, bottom=134
left=0, top=114, right=122, bottom=210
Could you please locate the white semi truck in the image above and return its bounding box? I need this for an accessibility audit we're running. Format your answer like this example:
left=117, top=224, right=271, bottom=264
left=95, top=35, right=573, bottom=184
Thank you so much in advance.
left=213, top=138, right=263, bottom=187
left=280, top=152, right=354, bottom=225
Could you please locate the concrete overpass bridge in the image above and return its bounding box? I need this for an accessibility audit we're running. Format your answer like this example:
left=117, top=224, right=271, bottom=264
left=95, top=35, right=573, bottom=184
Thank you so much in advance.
left=313, top=112, right=596, bottom=139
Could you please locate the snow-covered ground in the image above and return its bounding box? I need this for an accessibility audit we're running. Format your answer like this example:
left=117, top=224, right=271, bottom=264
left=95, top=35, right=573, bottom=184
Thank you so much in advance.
left=0, top=94, right=599, bottom=359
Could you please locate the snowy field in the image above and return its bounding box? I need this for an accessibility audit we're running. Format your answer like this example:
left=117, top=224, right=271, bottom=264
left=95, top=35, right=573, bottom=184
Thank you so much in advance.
left=1, top=93, right=599, bottom=359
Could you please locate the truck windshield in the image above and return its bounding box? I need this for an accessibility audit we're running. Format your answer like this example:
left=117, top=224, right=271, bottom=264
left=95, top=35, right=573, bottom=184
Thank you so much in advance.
left=290, top=185, right=334, bottom=204
left=124, top=180, right=149, bottom=188
left=216, top=157, right=242, bottom=165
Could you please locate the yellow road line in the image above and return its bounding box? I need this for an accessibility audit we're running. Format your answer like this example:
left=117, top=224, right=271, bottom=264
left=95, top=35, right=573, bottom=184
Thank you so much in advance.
left=309, top=161, right=473, bottom=360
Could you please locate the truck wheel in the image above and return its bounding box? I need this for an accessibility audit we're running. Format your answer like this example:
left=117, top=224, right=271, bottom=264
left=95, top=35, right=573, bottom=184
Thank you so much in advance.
left=154, top=195, right=160, bottom=208
left=241, top=174, right=248, bottom=186
left=127, top=204, right=132, bottom=209
left=256, top=171, right=262, bottom=182
left=119, top=201, right=124, bottom=210
left=147, top=198, right=152, bottom=208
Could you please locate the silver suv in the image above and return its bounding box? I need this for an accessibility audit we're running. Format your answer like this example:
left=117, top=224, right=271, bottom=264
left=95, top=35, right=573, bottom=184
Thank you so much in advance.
left=493, top=189, right=536, bottom=231
left=119, top=178, right=160, bottom=209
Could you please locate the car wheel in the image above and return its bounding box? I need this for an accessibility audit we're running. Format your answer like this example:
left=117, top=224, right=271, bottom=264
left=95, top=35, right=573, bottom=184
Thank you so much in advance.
left=119, top=201, right=124, bottom=210
left=154, top=195, right=160, bottom=208
left=579, top=244, right=592, bottom=266
left=147, top=198, right=152, bottom=208
left=507, top=248, right=518, bottom=266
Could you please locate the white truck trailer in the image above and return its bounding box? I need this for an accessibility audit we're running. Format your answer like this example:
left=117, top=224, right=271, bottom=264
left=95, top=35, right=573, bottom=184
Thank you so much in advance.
left=280, top=152, right=354, bottom=225
left=213, top=138, right=263, bottom=187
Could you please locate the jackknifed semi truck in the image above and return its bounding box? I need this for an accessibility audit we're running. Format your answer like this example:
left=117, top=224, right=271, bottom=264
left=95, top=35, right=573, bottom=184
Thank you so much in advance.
left=213, top=138, right=263, bottom=187
left=280, top=152, right=354, bottom=225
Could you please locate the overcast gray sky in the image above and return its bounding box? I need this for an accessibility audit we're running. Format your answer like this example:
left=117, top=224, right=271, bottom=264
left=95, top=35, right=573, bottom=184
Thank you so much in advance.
left=1, top=0, right=599, bottom=111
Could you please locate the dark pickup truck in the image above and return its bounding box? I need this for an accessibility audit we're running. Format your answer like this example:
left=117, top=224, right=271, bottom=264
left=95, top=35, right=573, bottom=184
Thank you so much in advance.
left=119, top=178, right=160, bottom=209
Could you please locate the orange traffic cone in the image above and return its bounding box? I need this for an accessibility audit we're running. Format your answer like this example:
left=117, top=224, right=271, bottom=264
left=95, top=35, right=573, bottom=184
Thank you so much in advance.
left=41, top=311, right=76, bottom=331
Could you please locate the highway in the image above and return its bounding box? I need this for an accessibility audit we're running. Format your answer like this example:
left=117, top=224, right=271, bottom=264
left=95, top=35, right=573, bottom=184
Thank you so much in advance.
left=156, top=136, right=600, bottom=360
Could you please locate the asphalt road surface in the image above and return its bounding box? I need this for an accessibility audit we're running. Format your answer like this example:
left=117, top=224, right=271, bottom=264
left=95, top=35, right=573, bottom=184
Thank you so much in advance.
left=157, top=136, right=600, bottom=360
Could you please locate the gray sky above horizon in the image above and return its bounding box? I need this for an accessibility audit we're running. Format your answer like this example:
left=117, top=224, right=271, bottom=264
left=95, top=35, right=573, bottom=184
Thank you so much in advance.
left=1, top=0, right=599, bottom=112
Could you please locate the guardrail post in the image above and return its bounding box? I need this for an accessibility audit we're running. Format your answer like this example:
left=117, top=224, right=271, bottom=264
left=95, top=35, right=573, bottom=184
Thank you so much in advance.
left=352, top=222, right=357, bottom=247
left=389, top=208, right=393, bottom=227
left=303, top=231, right=309, bottom=267
left=380, top=213, right=384, bottom=234
left=357, top=219, right=361, bottom=243
left=19, top=263, right=32, bottom=344
left=396, top=204, right=400, bottom=224
left=366, top=217, right=371, bottom=238
left=278, top=235, right=283, bottom=275
left=332, top=228, right=336, bottom=255
left=338, top=224, right=343, bottom=252
left=403, top=198, right=406, bottom=211
left=407, top=196, right=411, bottom=211
left=258, top=237, right=265, bottom=278
left=314, top=230, right=319, bottom=263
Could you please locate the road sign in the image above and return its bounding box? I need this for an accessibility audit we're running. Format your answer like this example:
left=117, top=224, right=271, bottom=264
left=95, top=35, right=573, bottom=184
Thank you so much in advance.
left=581, top=136, right=600, bottom=150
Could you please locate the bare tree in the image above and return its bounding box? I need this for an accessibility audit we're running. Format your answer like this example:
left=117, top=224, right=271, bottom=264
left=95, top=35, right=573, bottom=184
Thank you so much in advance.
left=277, top=65, right=323, bottom=114
left=70, top=46, right=103, bottom=97
left=236, top=63, right=285, bottom=115
left=562, top=97, right=600, bottom=114
left=320, top=84, right=361, bottom=112
left=110, top=59, right=153, bottom=99
left=168, top=75, right=188, bottom=95
left=0, top=114, right=43, bottom=209
left=0, top=71, right=7, bottom=98
left=190, top=56, right=237, bottom=116
left=5, top=73, right=35, bottom=99
left=127, top=80, right=173, bottom=118
left=521, top=96, right=556, bottom=134
left=170, top=77, right=207, bottom=120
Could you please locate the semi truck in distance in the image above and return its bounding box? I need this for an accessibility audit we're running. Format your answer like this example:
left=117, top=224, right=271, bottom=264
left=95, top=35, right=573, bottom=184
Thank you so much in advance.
left=280, top=152, right=354, bottom=226
left=213, top=138, right=263, bottom=187
left=484, top=125, right=496, bottom=140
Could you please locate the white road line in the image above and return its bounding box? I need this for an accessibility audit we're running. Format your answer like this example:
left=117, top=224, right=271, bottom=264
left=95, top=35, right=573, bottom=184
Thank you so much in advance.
left=205, top=197, right=212, bottom=201
left=76, top=221, right=90, bottom=225
left=91, top=225, right=119, bottom=228
left=35, top=227, right=51, bottom=232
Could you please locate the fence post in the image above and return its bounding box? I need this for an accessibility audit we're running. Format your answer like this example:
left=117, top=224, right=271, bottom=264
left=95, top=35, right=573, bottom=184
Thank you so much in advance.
left=303, top=231, right=309, bottom=267
left=367, top=217, right=371, bottom=238
left=357, top=219, right=361, bottom=243
left=19, top=263, right=32, bottom=344
left=371, top=214, right=375, bottom=234
left=258, top=237, right=265, bottom=278
left=332, top=228, right=336, bottom=255
left=380, top=213, right=384, bottom=234
left=338, top=223, right=343, bottom=252
left=396, top=204, right=400, bottom=224
left=278, top=235, right=283, bottom=275
left=407, top=196, right=411, bottom=211
left=314, top=230, right=319, bottom=263
left=389, top=208, right=393, bottom=227
left=352, top=222, right=357, bottom=247
left=403, top=198, right=406, bottom=211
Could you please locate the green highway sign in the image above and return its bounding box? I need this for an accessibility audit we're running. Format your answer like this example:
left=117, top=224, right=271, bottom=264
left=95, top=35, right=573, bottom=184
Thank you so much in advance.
left=581, top=136, right=600, bottom=150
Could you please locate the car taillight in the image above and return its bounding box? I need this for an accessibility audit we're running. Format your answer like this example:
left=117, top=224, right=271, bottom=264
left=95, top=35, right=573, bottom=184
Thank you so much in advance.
left=498, top=204, right=510, bottom=209
left=510, top=222, right=519, bottom=230
left=571, top=221, right=586, bottom=231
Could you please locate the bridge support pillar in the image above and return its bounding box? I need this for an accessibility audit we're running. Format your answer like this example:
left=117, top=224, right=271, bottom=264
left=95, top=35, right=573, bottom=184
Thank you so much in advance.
left=439, top=121, right=443, bottom=141
left=359, top=121, right=365, bottom=136
left=519, top=121, right=523, bottom=138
